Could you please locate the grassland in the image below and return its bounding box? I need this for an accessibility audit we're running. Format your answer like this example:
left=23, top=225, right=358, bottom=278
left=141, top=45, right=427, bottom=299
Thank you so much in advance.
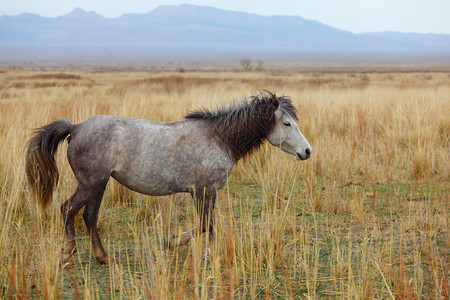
left=0, top=63, right=448, bottom=299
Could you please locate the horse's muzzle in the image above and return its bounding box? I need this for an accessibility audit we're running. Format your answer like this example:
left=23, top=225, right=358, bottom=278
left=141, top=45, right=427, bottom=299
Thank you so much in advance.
left=296, top=148, right=312, bottom=161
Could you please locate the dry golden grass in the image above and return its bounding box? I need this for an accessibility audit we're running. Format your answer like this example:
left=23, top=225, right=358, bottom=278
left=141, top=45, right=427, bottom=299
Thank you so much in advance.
left=0, top=64, right=448, bottom=298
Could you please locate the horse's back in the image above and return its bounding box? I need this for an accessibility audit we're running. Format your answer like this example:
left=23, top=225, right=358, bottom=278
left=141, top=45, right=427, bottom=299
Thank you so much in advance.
left=68, top=115, right=233, bottom=196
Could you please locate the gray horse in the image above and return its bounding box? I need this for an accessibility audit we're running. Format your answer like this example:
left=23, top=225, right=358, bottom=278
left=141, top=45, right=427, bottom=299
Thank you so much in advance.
left=25, top=92, right=312, bottom=264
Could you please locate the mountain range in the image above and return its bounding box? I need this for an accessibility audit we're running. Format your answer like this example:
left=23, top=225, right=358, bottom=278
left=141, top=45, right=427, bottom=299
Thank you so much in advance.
left=1, top=4, right=449, bottom=61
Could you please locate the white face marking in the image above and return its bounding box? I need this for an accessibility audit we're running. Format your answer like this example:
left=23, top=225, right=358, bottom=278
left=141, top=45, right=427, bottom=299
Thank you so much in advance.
left=266, top=108, right=312, bottom=160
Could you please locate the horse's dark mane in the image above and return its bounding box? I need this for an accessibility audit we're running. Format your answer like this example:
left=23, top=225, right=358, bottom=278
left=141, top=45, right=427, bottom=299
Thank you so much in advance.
left=185, top=92, right=298, bottom=162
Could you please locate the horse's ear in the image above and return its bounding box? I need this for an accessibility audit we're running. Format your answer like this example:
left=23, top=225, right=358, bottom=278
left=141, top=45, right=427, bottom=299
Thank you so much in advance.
left=271, top=94, right=279, bottom=109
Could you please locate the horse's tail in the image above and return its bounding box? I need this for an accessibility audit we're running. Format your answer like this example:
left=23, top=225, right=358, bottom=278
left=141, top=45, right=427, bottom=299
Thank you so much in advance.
left=25, top=118, right=72, bottom=210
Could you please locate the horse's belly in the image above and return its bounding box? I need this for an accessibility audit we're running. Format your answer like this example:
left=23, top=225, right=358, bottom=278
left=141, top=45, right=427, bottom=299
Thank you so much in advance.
left=111, top=159, right=232, bottom=196
left=111, top=171, right=187, bottom=196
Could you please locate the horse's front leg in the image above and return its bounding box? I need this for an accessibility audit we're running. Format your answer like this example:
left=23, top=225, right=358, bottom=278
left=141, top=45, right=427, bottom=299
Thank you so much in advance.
left=163, top=190, right=216, bottom=249
left=196, top=190, right=216, bottom=242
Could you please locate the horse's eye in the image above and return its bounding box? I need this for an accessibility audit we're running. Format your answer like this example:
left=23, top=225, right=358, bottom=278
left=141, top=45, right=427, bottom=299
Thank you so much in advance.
left=283, top=122, right=291, bottom=127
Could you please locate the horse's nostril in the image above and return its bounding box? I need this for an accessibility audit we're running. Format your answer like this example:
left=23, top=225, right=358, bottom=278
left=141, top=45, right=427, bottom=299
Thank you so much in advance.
left=305, top=148, right=311, bottom=156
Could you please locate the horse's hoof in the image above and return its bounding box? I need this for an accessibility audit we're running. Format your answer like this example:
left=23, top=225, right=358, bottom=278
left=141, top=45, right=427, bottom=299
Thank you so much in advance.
left=60, top=253, right=74, bottom=266
left=96, top=254, right=115, bottom=265
left=60, top=246, right=77, bottom=266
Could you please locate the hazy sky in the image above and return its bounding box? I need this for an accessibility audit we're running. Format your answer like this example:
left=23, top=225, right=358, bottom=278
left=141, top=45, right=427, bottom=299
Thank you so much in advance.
left=1, top=0, right=449, bottom=34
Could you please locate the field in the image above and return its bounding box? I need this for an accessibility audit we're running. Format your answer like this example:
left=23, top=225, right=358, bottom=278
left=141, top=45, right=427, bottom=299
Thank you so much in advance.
left=0, top=62, right=448, bottom=299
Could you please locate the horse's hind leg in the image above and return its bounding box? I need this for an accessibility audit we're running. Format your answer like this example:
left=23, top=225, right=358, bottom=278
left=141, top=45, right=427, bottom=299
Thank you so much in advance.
left=82, top=184, right=113, bottom=265
left=60, top=180, right=110, bottom=264
left=60, top=187, right=87, bottom=263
